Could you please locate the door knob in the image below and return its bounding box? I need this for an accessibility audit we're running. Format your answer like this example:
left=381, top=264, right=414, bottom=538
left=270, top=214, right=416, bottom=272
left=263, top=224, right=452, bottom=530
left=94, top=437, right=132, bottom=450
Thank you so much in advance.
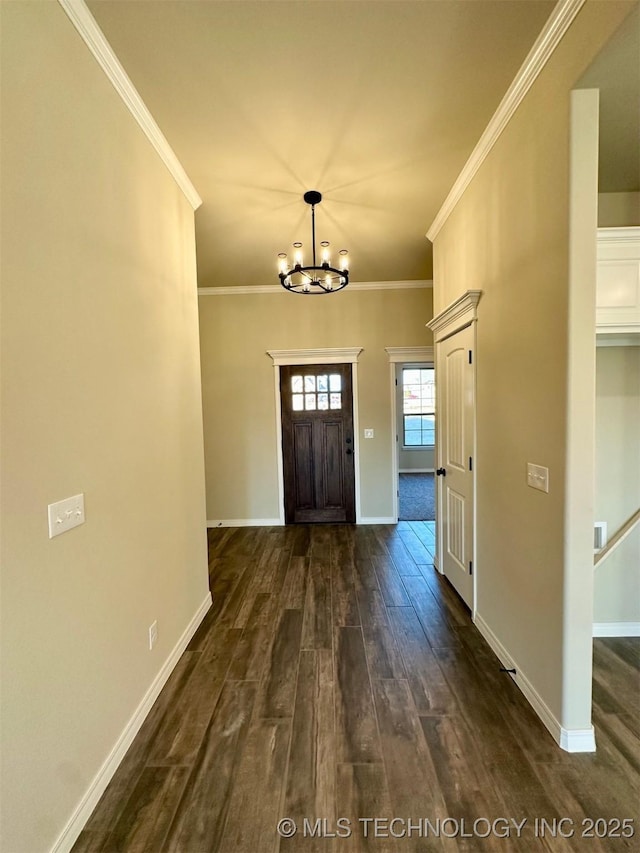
left=346, top=448, right=353, bottom=455
left=436, top=467, right=446, bottom=476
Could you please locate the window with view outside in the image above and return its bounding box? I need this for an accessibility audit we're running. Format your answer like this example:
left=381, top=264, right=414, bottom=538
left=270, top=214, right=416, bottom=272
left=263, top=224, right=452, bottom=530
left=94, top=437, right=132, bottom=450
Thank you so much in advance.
left=403, top=367, right=435, bottom=446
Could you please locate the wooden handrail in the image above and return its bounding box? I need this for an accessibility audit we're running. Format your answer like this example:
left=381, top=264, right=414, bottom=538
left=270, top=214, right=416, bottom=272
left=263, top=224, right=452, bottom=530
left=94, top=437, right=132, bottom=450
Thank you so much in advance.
left=594, top=508, right=640, bottom=568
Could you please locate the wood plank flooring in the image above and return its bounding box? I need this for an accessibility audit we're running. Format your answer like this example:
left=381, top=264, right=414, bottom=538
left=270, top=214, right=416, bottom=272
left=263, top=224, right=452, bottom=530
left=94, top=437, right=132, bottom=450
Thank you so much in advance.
left=74, top=523, right=639, bottom=853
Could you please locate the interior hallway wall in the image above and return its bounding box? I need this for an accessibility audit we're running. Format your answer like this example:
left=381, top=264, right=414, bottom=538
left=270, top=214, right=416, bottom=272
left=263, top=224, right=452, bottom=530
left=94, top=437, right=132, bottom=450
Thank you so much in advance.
left=598, top=191, right=640, bottom=226
left=198, top=287, right=433, bottom=523
left=430, top=1, right=635, bottom=738
left=594, top=345, right=640, bottom=627
left=0, top=5, right=209, bottom=851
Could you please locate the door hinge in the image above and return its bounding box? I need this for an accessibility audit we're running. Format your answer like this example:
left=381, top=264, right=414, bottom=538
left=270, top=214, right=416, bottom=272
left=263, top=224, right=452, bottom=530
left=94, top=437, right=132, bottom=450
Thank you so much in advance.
left=468, top=350, right=473, bottom=364
left=469, top=561, right=473, bottom=575
left=469, top=456, right=473, bottom=471
left=396, top=434, right=399, bottom=443
left=395, top=378, right=398, bottom=386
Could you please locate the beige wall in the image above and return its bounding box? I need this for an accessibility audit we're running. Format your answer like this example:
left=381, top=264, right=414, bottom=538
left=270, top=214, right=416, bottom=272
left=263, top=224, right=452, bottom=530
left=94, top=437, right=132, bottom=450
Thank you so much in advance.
left=431, top=1, right=634, bottom=734
left=399, top=448, right=435, bottom=471
left=199, top=287, right=433, bottom=522
left=594, top=346, right=640, bottom=625
left=598, top=191, right=640, bottom=226
left=0, top=5, right=209, bottom=851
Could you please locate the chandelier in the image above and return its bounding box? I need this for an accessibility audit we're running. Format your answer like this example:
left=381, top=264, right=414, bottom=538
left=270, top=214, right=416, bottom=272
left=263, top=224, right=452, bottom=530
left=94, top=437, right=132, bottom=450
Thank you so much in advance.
left=278, top=191, right=349, bottom=294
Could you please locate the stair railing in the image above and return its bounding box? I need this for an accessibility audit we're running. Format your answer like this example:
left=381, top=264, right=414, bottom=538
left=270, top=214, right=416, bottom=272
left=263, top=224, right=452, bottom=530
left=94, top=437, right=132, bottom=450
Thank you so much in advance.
left=594, top=508, right=640, bottom=568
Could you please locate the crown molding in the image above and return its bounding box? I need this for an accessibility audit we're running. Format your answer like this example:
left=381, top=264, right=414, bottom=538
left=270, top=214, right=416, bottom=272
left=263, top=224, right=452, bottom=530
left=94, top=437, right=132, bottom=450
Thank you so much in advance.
left=57, top=0, right=202, bottom=210
left=427, top=290, right=482, bottom=340
left=266, top=347, right=363, bottom=366
left=198, top=280, right=432, bottom=296
left=426, top=0, right=586, bottom=242
left=385, top=346, right=434, bottom=363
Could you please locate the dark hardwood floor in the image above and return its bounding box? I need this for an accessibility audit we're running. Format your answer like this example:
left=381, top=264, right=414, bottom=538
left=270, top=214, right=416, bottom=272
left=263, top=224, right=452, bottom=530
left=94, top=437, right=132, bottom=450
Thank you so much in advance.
left=74, top=523, right=639, bottom=852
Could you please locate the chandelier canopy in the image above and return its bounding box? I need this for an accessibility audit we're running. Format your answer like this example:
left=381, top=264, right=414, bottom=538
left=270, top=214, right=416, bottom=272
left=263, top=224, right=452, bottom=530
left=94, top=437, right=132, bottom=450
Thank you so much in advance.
left=278, top=191, right=349, bottom=294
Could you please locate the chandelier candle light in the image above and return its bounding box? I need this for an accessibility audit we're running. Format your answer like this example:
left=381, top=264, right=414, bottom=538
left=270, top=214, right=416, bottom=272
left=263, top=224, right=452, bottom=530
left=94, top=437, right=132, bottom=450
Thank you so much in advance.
left=278, top=191, right=349, bottom=294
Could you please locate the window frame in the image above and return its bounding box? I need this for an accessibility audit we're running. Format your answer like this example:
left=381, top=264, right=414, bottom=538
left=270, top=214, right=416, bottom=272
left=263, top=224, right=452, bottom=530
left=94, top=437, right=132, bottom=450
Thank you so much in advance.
left=401, top=365, right=435, bottom=450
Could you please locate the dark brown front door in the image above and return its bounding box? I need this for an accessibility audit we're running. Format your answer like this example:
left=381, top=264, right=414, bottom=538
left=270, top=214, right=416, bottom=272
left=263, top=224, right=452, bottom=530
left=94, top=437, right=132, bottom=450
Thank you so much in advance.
left=280, top=363, right=356, bottom=524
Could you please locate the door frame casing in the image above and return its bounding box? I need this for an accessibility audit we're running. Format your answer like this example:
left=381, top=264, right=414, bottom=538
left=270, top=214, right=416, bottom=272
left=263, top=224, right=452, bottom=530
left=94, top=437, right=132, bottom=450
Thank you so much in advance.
left=267, top=347, right=363, bottom=524
left=427, top=291, right=481, bottom=611
left=385, top=347, right=434, bottom=523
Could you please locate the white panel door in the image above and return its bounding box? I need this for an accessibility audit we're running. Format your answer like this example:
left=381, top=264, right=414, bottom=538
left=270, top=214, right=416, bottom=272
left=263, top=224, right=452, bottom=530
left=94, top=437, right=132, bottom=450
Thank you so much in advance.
left=438, top=323, right=475, bottom=608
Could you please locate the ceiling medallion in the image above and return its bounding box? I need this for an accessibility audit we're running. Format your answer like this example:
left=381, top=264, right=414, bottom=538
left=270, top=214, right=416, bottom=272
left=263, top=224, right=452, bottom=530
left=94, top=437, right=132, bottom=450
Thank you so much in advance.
left=278, top=191, right=349, bottom=294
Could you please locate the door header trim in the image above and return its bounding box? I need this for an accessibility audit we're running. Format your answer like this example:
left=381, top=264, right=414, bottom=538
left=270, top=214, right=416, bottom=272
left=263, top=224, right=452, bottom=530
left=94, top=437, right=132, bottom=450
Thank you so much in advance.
left=385, top=346, right=434, bottom=363
left=267, top=347, right=363, bottom=366
left=427, top=290, right=482, bottom=342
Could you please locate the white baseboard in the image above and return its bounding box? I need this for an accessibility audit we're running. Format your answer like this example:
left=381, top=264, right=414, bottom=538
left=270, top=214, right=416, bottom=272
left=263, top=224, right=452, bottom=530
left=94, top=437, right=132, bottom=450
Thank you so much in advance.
left=399, top=468, right=435, bottom=474
left=207, top=518, right=283, bottom=528
left=51, top=592, right=213, bottom=853
left=593, top=622, right=640, bottom=637
left=359, top=516, right=396, bottom=525
left=559, top=727, right=597, bottom=752
left=474, top=612, right=596, bottom=754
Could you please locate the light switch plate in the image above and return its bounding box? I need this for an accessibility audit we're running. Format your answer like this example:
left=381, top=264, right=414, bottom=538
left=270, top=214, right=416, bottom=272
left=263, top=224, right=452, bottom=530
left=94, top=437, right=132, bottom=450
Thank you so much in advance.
left=527, top=464, right=549, bottom=493
left=364, top=429, right=374, bottom=439
left=48, top=493, right=85, bottom=538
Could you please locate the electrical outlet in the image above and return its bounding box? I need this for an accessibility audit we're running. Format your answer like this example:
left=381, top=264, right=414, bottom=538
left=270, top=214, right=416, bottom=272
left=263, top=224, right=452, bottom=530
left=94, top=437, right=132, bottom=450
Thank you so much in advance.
left=527, top=463, right=549, bottom=493
left=149, top=621, right=158, bottom=650
left=48, top=493, right=85, bottom=538
left=364, top=429, right=374, bottom=439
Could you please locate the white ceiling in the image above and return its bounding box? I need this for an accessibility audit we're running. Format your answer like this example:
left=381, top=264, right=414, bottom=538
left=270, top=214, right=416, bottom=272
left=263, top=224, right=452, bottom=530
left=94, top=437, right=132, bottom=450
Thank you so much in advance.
left=89, top=0, right=622, bottom=288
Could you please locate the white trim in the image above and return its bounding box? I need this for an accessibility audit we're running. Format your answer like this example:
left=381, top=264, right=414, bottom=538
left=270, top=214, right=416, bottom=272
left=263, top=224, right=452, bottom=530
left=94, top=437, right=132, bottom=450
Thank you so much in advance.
left=426, top=0, right=586, bottom=241
left=51, top=592, right=213, bottom=853
left=474, top=612, right=596, bottom=753
left=267, top=347, right=363, bottom=366
left=597, top=226, right=640, bottom=247
left=385, top=346, right=434, bottom=363
left=390, top=362, right=400, bottom=522
left=271, top=365, right=288, bottom=527
left=352, top=366, right=362, bottom=524
left=359, top=517, right=396, bottom=525
left=272, top=365, right=287, bottom=526
left=560, top=727, right=597, bottom=752
left=399, top=468, right=434, bottom=474
left=593, top=622, right=640, bottom=638
left=57, top=0, right=201, bottom=210
left=198, top=280, right=432, bottom=297
left=563, top=88, right=599, bottom=747
left=427, top=290, right=482, bottom=340
left=207, top=518, right=283, bottom=528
